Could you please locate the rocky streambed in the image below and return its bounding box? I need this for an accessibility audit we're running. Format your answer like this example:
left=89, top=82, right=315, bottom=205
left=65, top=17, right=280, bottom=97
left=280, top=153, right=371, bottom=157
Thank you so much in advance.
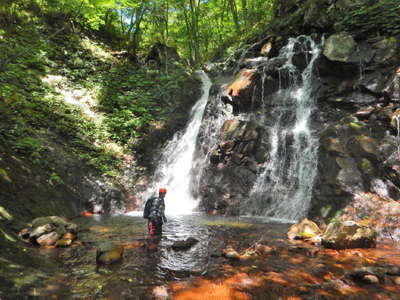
left=1, top=214, right=400, bottom=299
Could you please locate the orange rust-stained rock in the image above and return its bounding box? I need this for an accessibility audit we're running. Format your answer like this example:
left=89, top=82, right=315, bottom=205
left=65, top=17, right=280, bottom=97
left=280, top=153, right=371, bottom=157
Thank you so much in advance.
left=260, top=41, right=272, bottom=56
left=81, top=210, right=94, bottom=217
left=221, top=69, right=259, bottom=114
left=225, top=69, right=256, bottom=97
left=394, top=277, right=400, bottom=285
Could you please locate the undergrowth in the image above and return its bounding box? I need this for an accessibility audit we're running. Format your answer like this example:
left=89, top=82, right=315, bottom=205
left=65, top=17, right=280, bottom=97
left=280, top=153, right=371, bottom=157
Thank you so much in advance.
left=0, top=18, right=198, bottom=178
left=338, top=0, right=400, bottom=35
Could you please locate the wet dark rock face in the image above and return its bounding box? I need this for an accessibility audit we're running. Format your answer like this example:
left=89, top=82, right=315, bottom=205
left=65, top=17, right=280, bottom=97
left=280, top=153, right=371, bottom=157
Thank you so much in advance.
left=198, top=35, right=319, bottom=216
left=198, top=118, right=265, bottom=216
left=310, top=34, right=400, bottom=221
left=197, top=1, right=400, bottom=225
left=0, top=143, right=123, bottom=224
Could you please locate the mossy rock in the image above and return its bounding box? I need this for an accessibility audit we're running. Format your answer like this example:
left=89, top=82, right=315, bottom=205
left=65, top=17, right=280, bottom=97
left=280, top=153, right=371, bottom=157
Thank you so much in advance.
left=325, top=138, right=346, bottom=154
left=323, top=33, right=357, bottom=63
left=373, top=37, right=400, bottom=64
left=55, top=238, right=72, bottom=248
left=346, top=135, right=379, bottom=159
left=358, top=158, right=374, bottom=175
left=322, top=220, right=377, bottom=249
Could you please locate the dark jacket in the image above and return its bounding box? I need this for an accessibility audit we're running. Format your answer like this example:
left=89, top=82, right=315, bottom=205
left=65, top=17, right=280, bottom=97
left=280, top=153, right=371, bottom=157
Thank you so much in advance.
left=146, top=196, right=166, bottom=223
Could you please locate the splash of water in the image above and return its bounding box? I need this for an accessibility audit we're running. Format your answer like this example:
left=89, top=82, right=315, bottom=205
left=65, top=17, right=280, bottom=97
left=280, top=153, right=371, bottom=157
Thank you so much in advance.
left=146, top=71, right=212, bottom=215
left=241, top=36, right=322, bottom=221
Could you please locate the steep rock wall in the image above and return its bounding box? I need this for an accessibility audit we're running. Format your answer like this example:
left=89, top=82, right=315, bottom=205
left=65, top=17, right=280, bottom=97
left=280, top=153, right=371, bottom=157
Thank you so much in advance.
left=198, top=0, right=400, bottom=228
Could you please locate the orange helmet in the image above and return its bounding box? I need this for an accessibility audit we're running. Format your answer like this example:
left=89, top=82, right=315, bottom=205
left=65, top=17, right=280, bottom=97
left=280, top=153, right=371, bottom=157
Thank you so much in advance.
left=159, top=188, right=167, bottom=193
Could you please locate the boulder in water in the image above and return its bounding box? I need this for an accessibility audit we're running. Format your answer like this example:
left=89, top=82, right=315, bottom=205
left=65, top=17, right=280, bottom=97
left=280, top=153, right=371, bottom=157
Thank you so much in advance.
left=322, top=220, right=377, bottom=249
left=171, top=237, right=199, bottom=251
left=36, top=231, right=60, bottom=246
left=55, top=238, right=73, bottom=248
left=32, top=216, right=68, bottom=228
left=23, top=216, right=78, bottom=247
left=96, top=245, right=124, bottom=264
left=287, top=218, right=322, bottom=240
left=222, top=246, right=240, bottom=260
left=29, top=224, right=54, bottom=240
left=348, top=266, right=385, bottom=283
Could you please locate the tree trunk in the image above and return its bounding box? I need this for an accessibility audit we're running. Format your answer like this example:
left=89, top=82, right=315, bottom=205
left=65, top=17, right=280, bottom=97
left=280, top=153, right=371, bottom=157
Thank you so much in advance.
left=228, top=0, right=240, bottom=33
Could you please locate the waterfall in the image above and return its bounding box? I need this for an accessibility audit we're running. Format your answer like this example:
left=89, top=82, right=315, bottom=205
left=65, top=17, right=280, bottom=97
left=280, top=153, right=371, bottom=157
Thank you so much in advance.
left=241, top=36, right=322, bottom=221
left=146, top=71, right=212, bottom=215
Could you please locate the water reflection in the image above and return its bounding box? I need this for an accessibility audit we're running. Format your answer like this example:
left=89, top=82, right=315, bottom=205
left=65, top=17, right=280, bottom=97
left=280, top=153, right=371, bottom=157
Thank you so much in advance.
left=157, top=215, right=211, bottom=279
left=4, top=214, right=400, bottom=299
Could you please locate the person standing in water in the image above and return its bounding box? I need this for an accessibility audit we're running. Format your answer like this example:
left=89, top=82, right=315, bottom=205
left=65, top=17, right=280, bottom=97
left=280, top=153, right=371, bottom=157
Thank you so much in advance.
left=143, top=188, right=167, bottom=236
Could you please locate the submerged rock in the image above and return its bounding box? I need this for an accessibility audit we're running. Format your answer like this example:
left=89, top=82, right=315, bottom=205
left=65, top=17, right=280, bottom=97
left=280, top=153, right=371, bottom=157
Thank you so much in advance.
left=322, top=220, right=377, bottom=249
left=348, top=266, right=386, bottom=283
left=96, top=245, right=124, bottom=264
left=255, top=244, right=277, bottom=256
left=171, top=237, right=199, bottom=251
left=222, top=246, right=241, bottom=260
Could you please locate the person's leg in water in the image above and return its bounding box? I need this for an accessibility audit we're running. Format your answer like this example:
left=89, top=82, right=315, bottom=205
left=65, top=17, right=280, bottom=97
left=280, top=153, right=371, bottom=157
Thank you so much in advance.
left=148, top=220, right=156, bottom=235
left=154, top=219, right=163, bottom=236
left=147, top=219, right=162, bottom=251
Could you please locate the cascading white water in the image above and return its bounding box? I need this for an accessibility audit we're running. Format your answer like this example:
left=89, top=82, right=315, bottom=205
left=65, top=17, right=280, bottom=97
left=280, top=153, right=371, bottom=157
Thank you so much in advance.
left=241, top=36, right=321, bottom=221
left=146, top=71, right=212, bottom=215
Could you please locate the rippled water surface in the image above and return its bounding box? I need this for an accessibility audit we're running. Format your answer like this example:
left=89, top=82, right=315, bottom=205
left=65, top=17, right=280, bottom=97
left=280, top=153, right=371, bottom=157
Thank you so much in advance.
left=5, top=214, right=400, bottom=299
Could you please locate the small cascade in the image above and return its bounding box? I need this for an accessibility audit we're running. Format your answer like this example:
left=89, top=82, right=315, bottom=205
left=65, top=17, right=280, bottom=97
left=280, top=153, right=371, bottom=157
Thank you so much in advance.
left=241, top=36, right=322, bottom=221
left=146, top=71, right=212, bottom=215
left=191, top=91, right=231, bottom=197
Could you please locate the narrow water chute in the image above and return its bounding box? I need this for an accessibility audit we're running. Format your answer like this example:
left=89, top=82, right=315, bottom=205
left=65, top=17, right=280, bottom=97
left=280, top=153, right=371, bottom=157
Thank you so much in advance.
left=146, top=71, right=212, bottom=215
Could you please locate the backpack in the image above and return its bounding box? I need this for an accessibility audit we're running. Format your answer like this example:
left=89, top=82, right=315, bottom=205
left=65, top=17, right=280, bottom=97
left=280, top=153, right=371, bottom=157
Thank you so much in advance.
left=143, top=197, right=156, bottom=219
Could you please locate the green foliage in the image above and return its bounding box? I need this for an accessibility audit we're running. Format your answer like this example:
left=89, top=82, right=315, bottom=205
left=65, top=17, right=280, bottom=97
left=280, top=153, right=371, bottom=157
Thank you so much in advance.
left=99, top=63, right=190, bottom=144
left=0, top=24, right=121, bottom=176
left=1, top=0, right=277, bottom=65
left=339, top=0, right=400, bottom=35
left=12, top=137, right=45, bottom=156
left=49, top=172, right=63, bottom=184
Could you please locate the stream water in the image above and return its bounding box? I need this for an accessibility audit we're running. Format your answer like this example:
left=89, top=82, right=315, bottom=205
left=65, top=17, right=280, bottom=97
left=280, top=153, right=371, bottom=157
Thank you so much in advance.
left=6, top=214, right=400, bottom=299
